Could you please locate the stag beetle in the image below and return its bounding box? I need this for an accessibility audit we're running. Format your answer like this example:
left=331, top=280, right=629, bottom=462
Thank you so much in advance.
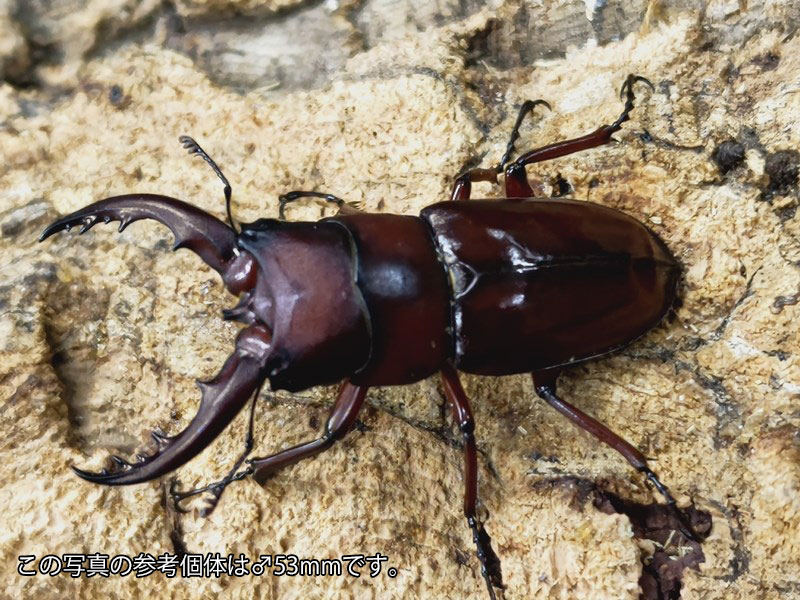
left=40, top=75, right=702, bottom=599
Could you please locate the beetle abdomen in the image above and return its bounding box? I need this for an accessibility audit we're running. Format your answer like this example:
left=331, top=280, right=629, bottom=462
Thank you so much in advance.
left=421, top=199, right=679, bottom=375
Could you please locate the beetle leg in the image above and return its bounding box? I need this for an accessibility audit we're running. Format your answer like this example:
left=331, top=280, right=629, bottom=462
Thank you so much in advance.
left=450, top=168, right=499, bottom=202
left=70, top=324, right=272, bottom=487
left=531, top=370, right=702, bottom=543
left=497, top=99, right=553, bottom=172
left=240, top=381, right=368, bottom=484
left=172, top=368, right=367, bottom=516
left=278, top=190, right=363, bottom=220
left=450, top=99, right=551, bottom=202
left=504, top=74, right=653, bottom=198
left=441, top=364, right=503, bottom=600
left=170, top=382, right=264, bottom=516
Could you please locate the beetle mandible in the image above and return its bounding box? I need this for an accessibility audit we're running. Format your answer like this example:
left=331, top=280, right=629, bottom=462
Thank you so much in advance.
left=40, top=75, right=702, bottom=599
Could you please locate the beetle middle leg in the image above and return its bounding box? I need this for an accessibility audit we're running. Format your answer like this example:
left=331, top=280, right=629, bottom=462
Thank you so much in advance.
left=441, top=364, right=503, bottom=600
left=531, top=370, right=701, bottom=542
left=504, top=74, right=653, bottom=198
left=247, top=381, right=367, bottom=482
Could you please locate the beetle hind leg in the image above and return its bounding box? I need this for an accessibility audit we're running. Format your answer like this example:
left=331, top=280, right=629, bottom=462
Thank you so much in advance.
left=504, top=74, right=654, bottom=198
left=450, top=99, right=551, bottom=202
left=531, top=370, right=703, bottom=543
left=278, top=190, right=363, bottom=220
left=441, top=364, right=504, bottom=600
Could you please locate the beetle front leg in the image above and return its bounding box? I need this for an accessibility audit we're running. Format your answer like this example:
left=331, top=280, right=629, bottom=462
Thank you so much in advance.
left=531, top=370, right=702, bottom=542
left=278, top=190, right=363, bottom=220
left=170, top=381, right=367, bottom=512
left=248, top=381, right=368, bottom=483
left=504, top=74, right=653, bottom=198
left=172, top=381, right=368, bottom=513
left=170, top=382, right=264, bottom=516
left=441, top=364, right=503, bottom=600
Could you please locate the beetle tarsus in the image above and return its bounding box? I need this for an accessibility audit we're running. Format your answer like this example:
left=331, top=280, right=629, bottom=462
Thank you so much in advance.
left=469, top=516, right=503, bottom=600
left=169, top=384, right=263, bottom=515
left=611, top=74, right=655, bottom=131
left=170, top=381, right=368, bottom=513
left=449, top=74, right=653, bottom=201
left=500, top=73, right=653, bottom=198
left=168, top=480, right=192, bottom=514
left=532, top=374, right=704, bottom=544
left=440, top=365, right=505, bottom=597
left=640, top=465, right=674, bottom=502
left=450, top=98, right=550, bottom=202
left=619, top=74, right=654, bottom=100
left=639, top=466, right=702, bottom=543
left=497, top=98, right=552, bottom=172
left=278, top=190, right=355, bottom=220
left=170, top=464, right=255, bottom=514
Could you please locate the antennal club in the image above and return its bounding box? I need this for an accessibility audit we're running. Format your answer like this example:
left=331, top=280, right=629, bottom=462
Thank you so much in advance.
left=179, top=135, right=238, bottom=233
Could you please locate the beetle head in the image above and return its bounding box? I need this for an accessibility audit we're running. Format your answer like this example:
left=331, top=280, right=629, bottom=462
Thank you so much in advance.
left=228, top=218, right=371, bottom=392
left=39, top=194, right=277, bottom=487
left=40, top=195, right=372, bottom=393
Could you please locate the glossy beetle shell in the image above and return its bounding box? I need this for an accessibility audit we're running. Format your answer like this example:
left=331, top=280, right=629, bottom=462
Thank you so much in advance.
left=420, top=198, right=679, bottom=375
left=319, top=197, right=679, bottom=386
left=329, top=213, right=451, bottom=386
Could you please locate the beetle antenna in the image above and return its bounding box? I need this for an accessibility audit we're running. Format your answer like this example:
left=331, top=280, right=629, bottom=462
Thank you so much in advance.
left=179, top=136, right=239, bottom=233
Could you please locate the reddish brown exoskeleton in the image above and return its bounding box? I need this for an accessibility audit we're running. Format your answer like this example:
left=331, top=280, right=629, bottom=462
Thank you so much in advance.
left=40, top=75, right=703, bottom=599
